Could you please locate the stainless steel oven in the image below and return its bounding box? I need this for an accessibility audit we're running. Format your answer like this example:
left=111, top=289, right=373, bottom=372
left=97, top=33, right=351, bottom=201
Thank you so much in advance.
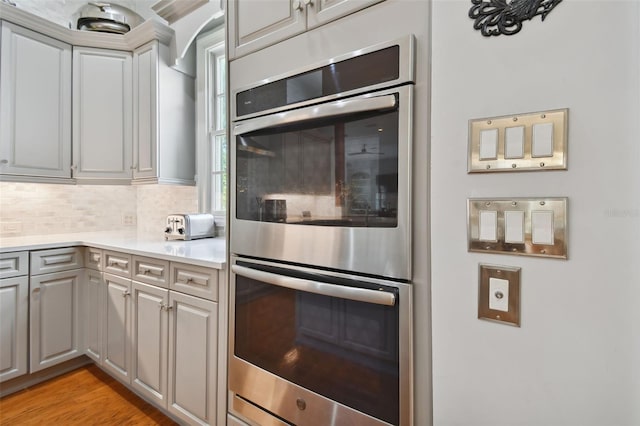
left=229, top=256, right=412, bottom=426
left=229, top=36, right=415, bottom=426
left=230, top=36, right=415, bottom=281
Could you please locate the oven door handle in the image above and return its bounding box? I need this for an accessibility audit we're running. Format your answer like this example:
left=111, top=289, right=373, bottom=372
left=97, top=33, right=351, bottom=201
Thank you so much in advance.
left=233, top=93, right=397, bottom=136
left=232, top=265, right=396, bottom=307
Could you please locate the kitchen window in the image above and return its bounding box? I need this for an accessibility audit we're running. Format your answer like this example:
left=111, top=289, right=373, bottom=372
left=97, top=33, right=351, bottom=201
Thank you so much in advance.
left=196, top=28, right=226, bottom=217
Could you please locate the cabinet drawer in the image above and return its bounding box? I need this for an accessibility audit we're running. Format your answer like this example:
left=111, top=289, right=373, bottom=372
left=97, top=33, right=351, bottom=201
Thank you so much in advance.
left=132, top=255, right=169, bottom=288
left=85, top=247, right=103, bottom=271
left=170, top=263, right=218, bottom=301
left=0, top=251, right=28, bottom=278
left=103, top=251, right=132, bottom=278
left=30, top=247, right=84, bottom=275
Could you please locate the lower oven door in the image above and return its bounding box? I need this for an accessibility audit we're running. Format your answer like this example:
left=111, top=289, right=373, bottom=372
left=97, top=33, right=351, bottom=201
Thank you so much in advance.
left=229, top=256, right=412, bottom=426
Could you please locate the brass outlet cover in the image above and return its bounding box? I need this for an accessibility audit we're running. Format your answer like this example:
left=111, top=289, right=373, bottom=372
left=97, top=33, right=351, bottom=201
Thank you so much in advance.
left=478, top=264, right=521, bottom=327
left=468, top=108, right=568, bottom=173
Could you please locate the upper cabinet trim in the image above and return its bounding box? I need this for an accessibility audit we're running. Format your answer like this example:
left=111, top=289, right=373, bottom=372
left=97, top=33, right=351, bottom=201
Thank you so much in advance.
left=0, top=3, right=174, bottom=51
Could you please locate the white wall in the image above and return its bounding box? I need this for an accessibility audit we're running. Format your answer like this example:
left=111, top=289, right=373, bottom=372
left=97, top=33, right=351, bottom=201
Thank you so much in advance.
left=431, top=1, right=640, bottom=425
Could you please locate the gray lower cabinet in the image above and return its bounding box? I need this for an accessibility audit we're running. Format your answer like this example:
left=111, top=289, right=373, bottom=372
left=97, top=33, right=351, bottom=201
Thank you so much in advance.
left=0, top=275, right=28, bottom=382
left=130, top=278, right=219, bottom=426
left=89, top=249, right=220, bottom=425
left=29, top=248, right=84, bottom=373
left=167, top=290, right=218, bottom=425
left=131, top=280, right=169, bottom=407
left=29, top=269, right=82, bottom=372
left=102, top=272, right=132, bottom=382
left=83, top=269, right=104, bottom=363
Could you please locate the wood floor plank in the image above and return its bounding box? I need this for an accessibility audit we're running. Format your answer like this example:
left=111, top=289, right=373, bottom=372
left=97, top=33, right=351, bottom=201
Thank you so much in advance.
left=0, top=364, right=177, bottom=425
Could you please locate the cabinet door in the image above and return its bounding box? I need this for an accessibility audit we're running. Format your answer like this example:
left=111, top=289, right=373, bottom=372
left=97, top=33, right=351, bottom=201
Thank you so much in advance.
left=167, top=291, right=218, bottom=425
left=0, top=276, right=28, bottom=382
left=131, top=281, right=168, bottom=408
left=306, top=0, right=384, bottom=29
left=228, top=0, right=306, bottom=59
left=0, top=21, right=71, bottom=180
left=83, top=269, right=104, bottom=363
left=29, top=270, right=81, bottom=372
left=132, top=41, right=158, bottom=181
left=72, top=47, right=132, bottom=182
left=103, top=273, right=132, bottom=382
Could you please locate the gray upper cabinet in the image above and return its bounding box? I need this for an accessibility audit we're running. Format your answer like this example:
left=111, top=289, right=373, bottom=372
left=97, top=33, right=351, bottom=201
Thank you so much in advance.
left=0, top=21, right=72, bottom=181
left=228, top=0, right=385, bottom=59
left=72, top=47, right=133, bottom=183
left=133, top=41, right=195, bottom=185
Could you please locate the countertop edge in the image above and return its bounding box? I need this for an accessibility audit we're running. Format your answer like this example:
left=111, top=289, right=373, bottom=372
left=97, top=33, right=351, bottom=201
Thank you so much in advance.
left=0, top=234, right=226, bottom=270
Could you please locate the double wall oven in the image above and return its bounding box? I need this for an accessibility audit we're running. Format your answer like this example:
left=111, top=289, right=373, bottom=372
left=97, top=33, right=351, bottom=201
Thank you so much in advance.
left=229, top=36, right=415, bottom=426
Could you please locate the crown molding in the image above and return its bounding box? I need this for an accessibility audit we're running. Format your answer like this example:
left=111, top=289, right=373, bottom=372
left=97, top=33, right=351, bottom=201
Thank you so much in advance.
left=0, top=3, right=174, bottom=51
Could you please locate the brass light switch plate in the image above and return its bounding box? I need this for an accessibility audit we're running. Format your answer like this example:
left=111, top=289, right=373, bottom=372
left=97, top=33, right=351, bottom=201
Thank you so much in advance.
left=478, top=264, right=521, bottom=327
left=468, top=197, right=568, bottom=259
left=468, top=108, right=568, bottom=173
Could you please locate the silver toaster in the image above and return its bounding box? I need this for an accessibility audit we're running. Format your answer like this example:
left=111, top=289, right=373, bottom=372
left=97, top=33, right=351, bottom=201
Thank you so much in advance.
left=165, top=214, right=215, bottom=240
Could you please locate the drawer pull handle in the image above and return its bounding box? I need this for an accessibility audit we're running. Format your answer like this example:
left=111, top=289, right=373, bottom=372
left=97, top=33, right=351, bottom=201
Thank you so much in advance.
left=108, top=259, right=129, bottom=268
left=139, top=264, right=163, bottom=276
left=43, top=254, right=73, bottom=265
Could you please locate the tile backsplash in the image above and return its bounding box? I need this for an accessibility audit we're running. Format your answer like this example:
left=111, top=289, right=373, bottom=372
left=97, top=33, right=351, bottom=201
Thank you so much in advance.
left=0, top=182, right=198, bottom=237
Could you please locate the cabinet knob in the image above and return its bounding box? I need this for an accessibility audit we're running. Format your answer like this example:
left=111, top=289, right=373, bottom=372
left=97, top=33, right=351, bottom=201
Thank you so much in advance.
left=293, top=0, right=303, bottom=10
left=122, top=290, right=131, bottom=297
left=159, top=302, right=173, bottom=311
left=303, top=0, right=313, bottom=5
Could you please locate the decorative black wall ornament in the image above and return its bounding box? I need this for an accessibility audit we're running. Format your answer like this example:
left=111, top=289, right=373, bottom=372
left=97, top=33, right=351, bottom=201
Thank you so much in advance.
left=469, top=0, right=563, bottom=37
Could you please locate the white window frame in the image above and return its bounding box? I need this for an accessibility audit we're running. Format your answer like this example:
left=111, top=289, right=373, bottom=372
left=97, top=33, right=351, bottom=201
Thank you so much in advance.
left=196, top=27, right=226, bottom=221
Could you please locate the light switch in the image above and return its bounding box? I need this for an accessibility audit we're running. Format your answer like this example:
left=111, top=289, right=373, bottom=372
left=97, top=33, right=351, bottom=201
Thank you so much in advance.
left=504, top=210, right=525, bottom=243
left=489, top=277, right=509, bottom=312
left=532, top=210, right=554, bottom=245
left=479, top=129, right=498, bottom=160
left=468, top=108, right=567, bottom=172
left=478, top=264, right=521, bottom=327
left=468, top=198, right=567, bottom=259
left=532, top=122, right=554, bottom=157
left=504, top=126, right=525, bottom=159
left=479, top=210, right=497, bottom=241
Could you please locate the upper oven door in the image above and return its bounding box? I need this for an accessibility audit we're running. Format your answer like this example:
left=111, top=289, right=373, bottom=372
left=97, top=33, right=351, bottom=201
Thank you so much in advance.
left=230, top=85, right=413, bottom=280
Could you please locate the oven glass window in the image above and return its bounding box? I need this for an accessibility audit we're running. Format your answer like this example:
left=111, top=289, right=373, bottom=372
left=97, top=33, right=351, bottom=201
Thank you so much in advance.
left=234, top=272, right=400, bottom=424
left=236, top=108, right=399, bottom=227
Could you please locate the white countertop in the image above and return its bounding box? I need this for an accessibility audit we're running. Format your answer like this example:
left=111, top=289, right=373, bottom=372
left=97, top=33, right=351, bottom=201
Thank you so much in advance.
left=0, top=232, right=227, bottom=269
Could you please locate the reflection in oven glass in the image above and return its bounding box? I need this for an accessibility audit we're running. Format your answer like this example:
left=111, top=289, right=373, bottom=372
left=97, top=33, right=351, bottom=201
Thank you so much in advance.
left=236, top=108, right=399, bottom=228
left=235, top=275, right=400, bottom=425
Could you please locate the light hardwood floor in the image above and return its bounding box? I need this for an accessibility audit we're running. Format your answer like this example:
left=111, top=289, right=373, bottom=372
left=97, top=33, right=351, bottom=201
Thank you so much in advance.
left=0, top=364, right=177, bottom=425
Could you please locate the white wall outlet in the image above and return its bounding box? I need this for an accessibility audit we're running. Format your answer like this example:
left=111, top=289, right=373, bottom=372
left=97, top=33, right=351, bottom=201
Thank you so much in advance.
left=0, top=221, right=23, bottom=235
left=121, top=214, right=137, bottom=226
left=478, top=264, right=521, bottom=327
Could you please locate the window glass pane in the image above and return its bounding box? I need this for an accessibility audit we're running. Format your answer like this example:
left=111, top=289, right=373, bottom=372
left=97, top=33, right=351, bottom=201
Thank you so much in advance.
left=212, top=134, right=227, bottom=212
left=216, top=95, right=226, bottom=131
left=217, top=55, right=226, bottom=94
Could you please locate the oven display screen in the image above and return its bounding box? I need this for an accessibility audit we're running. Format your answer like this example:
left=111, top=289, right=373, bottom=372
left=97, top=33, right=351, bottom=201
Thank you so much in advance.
left=236, top=45, right=400, bottom=117
left=234, top=271, right=400, bottom=425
